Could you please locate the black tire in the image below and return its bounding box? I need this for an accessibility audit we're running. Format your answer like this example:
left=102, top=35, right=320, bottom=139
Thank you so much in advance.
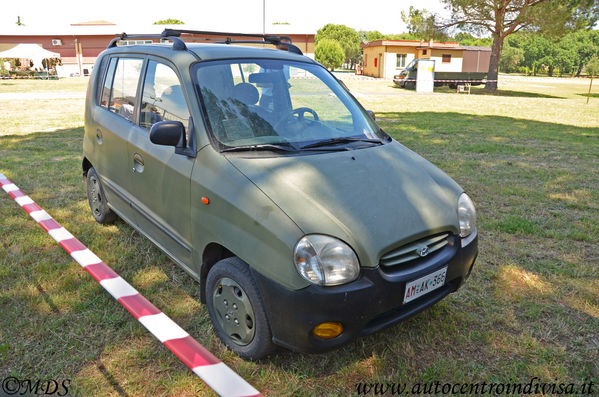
left=206, top=257, right=275, bottom=360
left=86, top=167, right=116, bottom=224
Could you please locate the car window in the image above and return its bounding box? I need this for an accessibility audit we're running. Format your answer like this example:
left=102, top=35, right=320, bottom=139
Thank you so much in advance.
left=288, top=67, right=353, bottom=132
left=96, top=56, right=109, bottom=105
left=194, top=59, right=382, bottom=148
left=109, top=58, right=143, bottom=123
left=100, top=58, right=117, bottom=108
left=140, top=61, right=190, bottom=135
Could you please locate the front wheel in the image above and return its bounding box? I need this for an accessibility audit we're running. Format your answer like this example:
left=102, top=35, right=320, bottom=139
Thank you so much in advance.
left=206, top=257, right=275, bottom=360
left=86, top=167, right=116, bottom=224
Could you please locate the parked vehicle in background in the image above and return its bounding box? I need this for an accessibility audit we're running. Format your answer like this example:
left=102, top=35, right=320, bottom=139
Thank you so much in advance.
left=83, top=29, right=478, bottom=360
left=394, top=56, right=488, bottom=89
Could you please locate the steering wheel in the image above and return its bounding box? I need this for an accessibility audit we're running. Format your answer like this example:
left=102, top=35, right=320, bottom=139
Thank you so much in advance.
left=275, top=107, right=320, bottom=129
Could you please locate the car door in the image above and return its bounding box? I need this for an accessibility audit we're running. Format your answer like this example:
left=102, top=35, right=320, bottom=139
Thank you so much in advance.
left=92, top=56, right=144, bottom=223
left=126, top=58, right=194, bottom=267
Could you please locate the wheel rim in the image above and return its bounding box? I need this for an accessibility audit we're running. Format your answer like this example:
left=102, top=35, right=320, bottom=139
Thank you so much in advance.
left=212, top=277, right=256, bottom=346
left=88, top=175, right=103, bottom=217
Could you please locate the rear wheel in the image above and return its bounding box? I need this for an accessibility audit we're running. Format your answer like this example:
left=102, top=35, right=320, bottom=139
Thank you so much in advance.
left=86, top=167, right=116, bottom=224
left=206, top=257, right=275, bottom=359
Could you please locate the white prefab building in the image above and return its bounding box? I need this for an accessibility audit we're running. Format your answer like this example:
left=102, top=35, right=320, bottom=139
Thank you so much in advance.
left=361, top=39, right=491, bottom=79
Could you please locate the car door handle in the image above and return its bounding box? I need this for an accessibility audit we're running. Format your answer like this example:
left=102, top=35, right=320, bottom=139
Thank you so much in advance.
left=132, top=153, right=144, bottom=173
left=96, top=128, right=103, bottom=144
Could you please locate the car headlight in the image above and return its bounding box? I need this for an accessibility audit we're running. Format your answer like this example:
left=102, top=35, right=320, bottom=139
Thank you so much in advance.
left=458, top=193, right=476, bottom=237
left=294, top=235, right=360, bottom=286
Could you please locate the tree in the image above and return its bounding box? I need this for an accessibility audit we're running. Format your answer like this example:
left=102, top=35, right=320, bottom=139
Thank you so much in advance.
left=315, top=24, right=361, bottom=67
left=522, top=35, right=553, bottom=75
left=560, top=29, right=599, bottom=76
left=153, top=18, right=185, bottom=25
left=315, top=39, right=345, bottom=70
left=585, top=55, right=599, bottom=103
left=401, top=6, right=449, bottom=41
left=453, top=32, right=493, bottom=46
left=554, top=44, right=577, bottom=75
left=437, top=0, right=599, bottom=90
left=358, top=30, right=385, bottom=42
left=500, top=44, right=524, bottom=73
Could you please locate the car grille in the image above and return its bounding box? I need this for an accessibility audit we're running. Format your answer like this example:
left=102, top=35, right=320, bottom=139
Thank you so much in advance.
left=380, top=233, right=450, bottom=267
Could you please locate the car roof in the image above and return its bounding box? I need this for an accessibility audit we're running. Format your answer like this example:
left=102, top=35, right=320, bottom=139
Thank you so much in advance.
left=104, top=42, right=318, bottom=64
left=188, top=43, right=315, bottom=63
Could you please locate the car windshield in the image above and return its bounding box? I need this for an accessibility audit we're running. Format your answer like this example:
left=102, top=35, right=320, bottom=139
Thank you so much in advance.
left=192, top=59, right=384, bottom=150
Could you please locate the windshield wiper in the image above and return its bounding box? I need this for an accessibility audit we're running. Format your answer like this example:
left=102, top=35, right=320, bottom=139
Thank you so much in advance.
left=300, top=137, right=383, bottom=150
left=220, top=143, right=298, bottom=153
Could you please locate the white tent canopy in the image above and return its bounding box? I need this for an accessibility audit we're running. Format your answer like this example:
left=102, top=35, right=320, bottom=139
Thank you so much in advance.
left=0, top=44, right=60, bottom=69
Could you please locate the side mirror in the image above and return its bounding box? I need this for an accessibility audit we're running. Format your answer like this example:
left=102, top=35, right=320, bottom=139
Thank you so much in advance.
left=149, top=121, right=186, bottom=148
left=366, top=110, right=376, bottom=121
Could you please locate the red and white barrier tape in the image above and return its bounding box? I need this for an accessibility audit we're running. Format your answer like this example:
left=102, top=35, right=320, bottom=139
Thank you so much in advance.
left=0, top=75, right=59, bottom=79
left=0, top=171, right=261, bottom=397
left=394, top=79, right=498, bottom=83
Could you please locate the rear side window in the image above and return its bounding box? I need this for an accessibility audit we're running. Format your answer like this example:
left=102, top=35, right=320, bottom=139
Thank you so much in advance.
left=109, top=58, right=143, bottom=123
left=140, top=61, right=190, bottom=133
left=100, top=58, right=117, bottom=108
left=95, top=56, right=108, bottom=105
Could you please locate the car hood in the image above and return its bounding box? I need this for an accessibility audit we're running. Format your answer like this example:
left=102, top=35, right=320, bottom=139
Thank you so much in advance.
left=227, top=141, right=463, bottom=267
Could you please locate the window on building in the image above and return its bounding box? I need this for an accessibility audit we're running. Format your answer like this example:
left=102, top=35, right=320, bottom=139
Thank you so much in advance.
left=140, top=61, right=190, bottom=136
left=422, top=49, right=427, bottom=55
left=442, top=54, right=451, bottom=63
left=396, top=54, right=407, bottom=68
left=110, top=58, right=144, bottom=123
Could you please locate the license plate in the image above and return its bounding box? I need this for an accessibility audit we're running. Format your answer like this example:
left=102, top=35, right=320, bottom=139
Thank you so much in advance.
left=403, top=266, right=447, bottom=304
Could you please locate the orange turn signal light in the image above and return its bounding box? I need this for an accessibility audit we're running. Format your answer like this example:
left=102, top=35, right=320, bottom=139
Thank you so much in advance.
left=312, top=322, right=343, bottom=339
left=201, top=196, right=210, bottom=205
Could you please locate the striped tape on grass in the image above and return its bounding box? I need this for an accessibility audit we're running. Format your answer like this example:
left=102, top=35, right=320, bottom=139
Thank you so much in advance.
left=397, top=79, right=498, bottom=83
left=0, top=172, right=261, bottom=397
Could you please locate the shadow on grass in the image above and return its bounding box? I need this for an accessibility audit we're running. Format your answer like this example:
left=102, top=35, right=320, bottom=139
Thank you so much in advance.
left=1, top=122, right=598, bottom=392
left=462, top=86, right=565, bottom=98
left=576, top=92, right=599, bottom=99
left=392, top=84, right=566, bottom=98
left=376, top=111, right=598, bottom=147
left=97, top=362, right=129, bottom=397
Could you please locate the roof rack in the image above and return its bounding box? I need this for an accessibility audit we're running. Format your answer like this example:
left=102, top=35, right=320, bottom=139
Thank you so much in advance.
left=162, top=29, right=303, bottom=55
left=107, top=33, right=187, bottom=50
left=107, top=29, right=303, bottom=55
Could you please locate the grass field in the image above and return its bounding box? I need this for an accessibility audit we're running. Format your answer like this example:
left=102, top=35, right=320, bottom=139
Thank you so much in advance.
left=0, top=76, right=598, bottom=396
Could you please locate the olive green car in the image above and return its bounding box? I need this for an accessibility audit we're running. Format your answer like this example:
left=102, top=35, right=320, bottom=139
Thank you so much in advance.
left=83, top=30, right=478, bottom=359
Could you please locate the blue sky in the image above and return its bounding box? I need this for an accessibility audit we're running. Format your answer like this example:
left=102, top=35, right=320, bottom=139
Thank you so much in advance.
left=1, top=0, right=447, bottom=34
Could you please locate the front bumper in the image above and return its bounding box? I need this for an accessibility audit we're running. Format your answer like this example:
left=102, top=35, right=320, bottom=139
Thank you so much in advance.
left=251, top=232, right=478, bottom=353
left=393, top=78, right=406, bottom=87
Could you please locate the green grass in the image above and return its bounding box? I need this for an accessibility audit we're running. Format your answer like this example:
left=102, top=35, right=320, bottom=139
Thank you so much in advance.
left=0, top=77, right=88, bottom=94
left=1, top=77, right=598, bottom=396
left=347, top=75, right=599, bottom=128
